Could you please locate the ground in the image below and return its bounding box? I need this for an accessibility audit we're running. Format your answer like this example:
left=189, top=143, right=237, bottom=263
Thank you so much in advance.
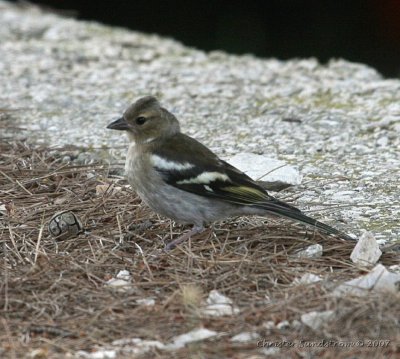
left=1, top=141, right=399, bottom=358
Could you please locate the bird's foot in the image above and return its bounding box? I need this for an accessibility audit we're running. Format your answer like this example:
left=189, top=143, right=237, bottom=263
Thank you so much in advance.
left=165, top=225, right=204, bottom=251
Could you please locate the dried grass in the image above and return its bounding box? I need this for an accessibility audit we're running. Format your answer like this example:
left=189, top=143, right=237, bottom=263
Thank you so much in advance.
left=1, top=140, right=399, bottom=358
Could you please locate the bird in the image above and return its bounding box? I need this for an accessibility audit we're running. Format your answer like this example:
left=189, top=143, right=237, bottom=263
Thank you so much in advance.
left=107, top=96, right=354, bottom=249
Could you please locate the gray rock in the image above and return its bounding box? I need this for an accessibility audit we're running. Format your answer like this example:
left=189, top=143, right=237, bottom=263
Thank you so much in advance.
left=301, top=310, right=334, bottom=331
left=293, top=273, right=322, bottom=285
left=226, top=152, right=302, bottom=186
left=201, top=290, right=240, bottom=317
left=295, top=244, right=323, bottom=259
left=276, top=320, right=290, bottom=330
left=230, top=332, right=260, bottom=342
left=333, top=264, right=400, bottom=297
left=350, top=231, right=382, bottom=266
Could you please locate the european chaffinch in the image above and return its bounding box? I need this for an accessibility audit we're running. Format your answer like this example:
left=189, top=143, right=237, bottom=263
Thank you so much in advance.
left=107, top=96, right=353, bottom=249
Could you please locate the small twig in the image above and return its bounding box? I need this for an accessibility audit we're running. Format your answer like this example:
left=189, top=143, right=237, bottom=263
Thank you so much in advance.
left=1, top=318, right=16, bottom=359
left=7, top=224, right=24, bottom=263
left=134, top=242, right=154, bottom=280
left=256, top=163, right=289, bottom=181
left=34, top=213, right=45, bottom=264
left=116, top=214, right=123, bottom=244
left=162, top=289, right=180, bottom=309
left=0, top=170, right=33, bottom=195
left=2, top=242, right=9, bottom=312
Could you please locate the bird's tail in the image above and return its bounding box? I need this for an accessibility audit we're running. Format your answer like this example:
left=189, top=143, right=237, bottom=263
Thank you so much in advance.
left=254, top=201, right=354, bottom=241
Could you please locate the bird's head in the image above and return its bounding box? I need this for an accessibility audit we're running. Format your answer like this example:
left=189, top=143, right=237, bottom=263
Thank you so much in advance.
left=107, top=96, right=180, bottom=143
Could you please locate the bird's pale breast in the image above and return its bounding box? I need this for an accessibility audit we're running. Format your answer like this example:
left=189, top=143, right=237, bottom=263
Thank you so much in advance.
left=125, top=143, right=241, bottom=226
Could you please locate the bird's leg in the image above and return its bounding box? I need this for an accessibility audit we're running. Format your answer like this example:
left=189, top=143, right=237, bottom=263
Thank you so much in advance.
left=165, top=225, right=204, bottom=250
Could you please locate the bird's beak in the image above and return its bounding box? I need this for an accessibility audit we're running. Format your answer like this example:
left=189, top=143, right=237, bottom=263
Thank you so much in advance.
left=107, top=117, right=130, bottom=131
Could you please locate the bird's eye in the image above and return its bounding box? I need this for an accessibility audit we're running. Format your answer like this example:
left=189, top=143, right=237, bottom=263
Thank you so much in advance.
left=135, top=116, right=147, bottom=125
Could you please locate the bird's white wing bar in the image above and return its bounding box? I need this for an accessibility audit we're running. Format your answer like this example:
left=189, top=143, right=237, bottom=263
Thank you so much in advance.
left=150, top=154, right=195, bottom=171
left=177, top=172, right=231, bottom=185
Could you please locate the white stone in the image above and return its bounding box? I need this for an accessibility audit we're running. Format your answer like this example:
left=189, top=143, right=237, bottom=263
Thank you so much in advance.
left=105, top=278, right=131, bottom=289
left=301, top=310, right=334, bottom=331
left=29, top=349, right=49, bottom=359
left=105, top=270, right=133, bottom=292
left=112, top=338, right=165, bottom=354
left=226, top=153, right=302, bottom=185
left=201, top=290, right=240, bottom=317
left=166, top=328, right=218, bottom=350
left=77, top=349, right=117, bottom=359
left=293, top=273, right=322, bottom=284
left=77, top=338, right=166, bottom=357
left=389, top=265, right=400, bottom=274
left=136, top=298, right=155, bottom=306
left=262, top=321, right=275, bottom=330
left=116, top=270, right=131, bottom=281
left=230, top=332, right=260, bottom=342
left=276, top=320, right=290, bottom=330
left=295, top=244, right=323, bottom=258
left=350, top=231, right=382, bottom=266
left=333, top=264, right=400, bottom=297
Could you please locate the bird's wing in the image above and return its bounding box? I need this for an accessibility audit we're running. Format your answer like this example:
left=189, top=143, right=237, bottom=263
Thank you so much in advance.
left=151, top=133, right=299, bottom=212
left=151, top=133, right=354, bottom=240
